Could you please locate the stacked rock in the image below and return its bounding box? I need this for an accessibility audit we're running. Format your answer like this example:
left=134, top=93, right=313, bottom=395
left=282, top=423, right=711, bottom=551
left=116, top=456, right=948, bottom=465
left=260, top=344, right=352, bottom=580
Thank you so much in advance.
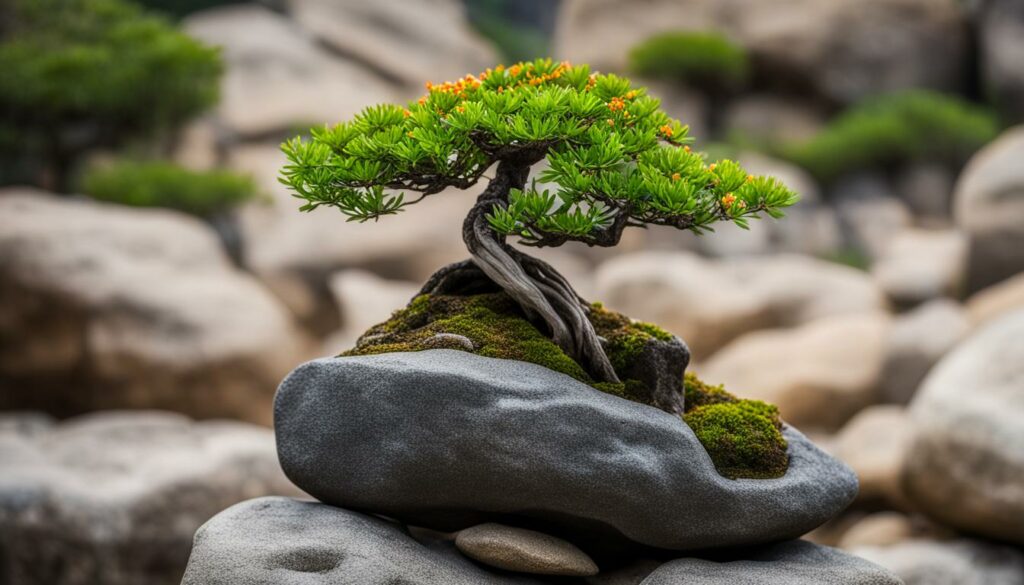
left=182, top=349, right=901, bottom=584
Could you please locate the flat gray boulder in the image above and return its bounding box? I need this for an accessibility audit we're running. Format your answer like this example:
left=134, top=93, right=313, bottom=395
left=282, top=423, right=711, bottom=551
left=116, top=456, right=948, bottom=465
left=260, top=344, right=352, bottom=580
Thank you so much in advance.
left=182, top=497, right=549, bottom=584
left=642, top=540, right=901, bottom=584
left=0, top=411, right=301, bottom=585
left=275, top=350, right=857, bottom=552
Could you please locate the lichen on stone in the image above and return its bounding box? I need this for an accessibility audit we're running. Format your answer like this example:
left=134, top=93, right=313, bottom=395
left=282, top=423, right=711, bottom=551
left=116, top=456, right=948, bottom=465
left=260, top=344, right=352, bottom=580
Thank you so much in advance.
left=344, top=292, right=788, bottom=480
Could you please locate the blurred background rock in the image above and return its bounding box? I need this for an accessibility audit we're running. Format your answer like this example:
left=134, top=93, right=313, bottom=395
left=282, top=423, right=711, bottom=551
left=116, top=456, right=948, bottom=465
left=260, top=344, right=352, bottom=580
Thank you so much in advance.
left=0, top=0, right=1022, bottom=583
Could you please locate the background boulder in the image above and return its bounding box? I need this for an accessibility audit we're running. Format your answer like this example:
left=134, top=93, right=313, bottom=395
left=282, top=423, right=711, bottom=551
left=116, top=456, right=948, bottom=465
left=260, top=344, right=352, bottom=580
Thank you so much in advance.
left=0, top=411, right=301, bottom=585
left=0, top=190, right=310, bottom=423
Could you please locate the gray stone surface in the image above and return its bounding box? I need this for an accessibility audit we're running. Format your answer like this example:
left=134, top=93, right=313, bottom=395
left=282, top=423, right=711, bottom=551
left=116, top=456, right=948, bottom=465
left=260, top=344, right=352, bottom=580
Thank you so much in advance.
left=0, top=411, right=301, bottom=585
left=641, top=540, right=901, bottom=584
left=182, top=497, right=549, bottom=584
left=275, top=350, right=858, bottom=552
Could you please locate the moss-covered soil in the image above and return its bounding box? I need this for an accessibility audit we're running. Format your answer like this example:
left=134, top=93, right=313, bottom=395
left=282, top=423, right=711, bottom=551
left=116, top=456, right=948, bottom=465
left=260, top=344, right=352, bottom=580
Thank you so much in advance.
left=344, top=292, right=788, bottom=479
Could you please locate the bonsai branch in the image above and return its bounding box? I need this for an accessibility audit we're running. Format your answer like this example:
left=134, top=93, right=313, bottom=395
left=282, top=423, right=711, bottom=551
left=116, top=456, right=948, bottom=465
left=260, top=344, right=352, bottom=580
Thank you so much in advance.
left=449, top=160, right=621, bottom=384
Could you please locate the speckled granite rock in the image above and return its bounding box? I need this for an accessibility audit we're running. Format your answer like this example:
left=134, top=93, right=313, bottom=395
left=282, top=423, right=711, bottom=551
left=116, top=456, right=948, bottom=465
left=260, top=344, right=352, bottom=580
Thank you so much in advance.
left=641, top=540, right=901, bottom=584
left=275, top=350, right=858, bottom=552
left=181, top=497, right=549, bottom=584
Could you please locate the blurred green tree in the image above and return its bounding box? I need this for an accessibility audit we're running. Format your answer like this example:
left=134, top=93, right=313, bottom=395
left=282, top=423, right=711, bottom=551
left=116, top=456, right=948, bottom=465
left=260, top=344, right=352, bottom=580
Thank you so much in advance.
left=783, top=90, right=999, bottom=182
left=0, top=0, right=223, bottom=192
left=82, top=159, right=256, bottom=218
left=280, top=60, right=798, bottom=389
left=628, top=31, right=750, bottom=93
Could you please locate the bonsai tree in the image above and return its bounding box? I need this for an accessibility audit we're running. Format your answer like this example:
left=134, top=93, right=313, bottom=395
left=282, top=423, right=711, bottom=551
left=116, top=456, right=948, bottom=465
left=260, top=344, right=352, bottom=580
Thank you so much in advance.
left=280, top=59, right=797, bottom=410
left=0, top=0, right=222, bottom=191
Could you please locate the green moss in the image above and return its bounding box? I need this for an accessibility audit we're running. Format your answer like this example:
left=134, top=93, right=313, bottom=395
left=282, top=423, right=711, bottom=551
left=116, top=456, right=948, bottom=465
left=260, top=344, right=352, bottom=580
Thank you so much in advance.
left=682, top=372, right=788, bottom=479
left=684, top=401, right=788, bottom=480
left=589, top=302, right=672, bottom=375
left=346, top=292, right=788, bottom=480
left=347, top=293, right=590, bottom=383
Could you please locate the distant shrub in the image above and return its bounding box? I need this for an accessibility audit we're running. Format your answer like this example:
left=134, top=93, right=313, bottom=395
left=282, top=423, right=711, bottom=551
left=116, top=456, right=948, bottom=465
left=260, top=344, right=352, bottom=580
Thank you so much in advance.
left=628, top=31, right=750, bottom=91
left=784, top=91, right=999, bottom=182
left=0, top=0, right=223, bottom=191
left=82, top=161, right=257, bottom=218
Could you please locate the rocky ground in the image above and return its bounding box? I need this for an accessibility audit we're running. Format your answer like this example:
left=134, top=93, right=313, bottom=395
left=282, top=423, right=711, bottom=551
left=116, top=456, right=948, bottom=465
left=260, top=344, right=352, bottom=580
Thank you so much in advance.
left=1, top=0, right=1023, bottom=583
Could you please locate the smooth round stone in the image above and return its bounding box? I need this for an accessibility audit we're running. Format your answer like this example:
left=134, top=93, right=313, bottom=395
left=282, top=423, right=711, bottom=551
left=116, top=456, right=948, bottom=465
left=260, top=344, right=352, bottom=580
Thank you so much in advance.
left=274, top=349, right=858, bottom=552
left=455, top=523, right=599, bottom=576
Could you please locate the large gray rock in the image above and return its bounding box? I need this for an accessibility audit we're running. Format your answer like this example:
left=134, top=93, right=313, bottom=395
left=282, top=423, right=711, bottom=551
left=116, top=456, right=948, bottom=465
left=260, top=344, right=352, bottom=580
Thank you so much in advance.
left=183, top=499, right=899, bottom=585
left=641, top=540, right=901, bottom=584
left=182, top=497, right=545, bottom=584
left=0, top=190, right=310, bottom=423
left=275, top=350, right=858, bottom=553
left=286, top=0, right=497, bottom=92
left=184, top=5, right=399, bottom=138
left=853, top=538, right=1024, bottom=585
left=0, top=411, right=301, bottom=585
left=903, top=309, right=1024, bottom=545
left=555, top=0, right=967, bottom=104
left=954, top=126, right=1024, bottom=293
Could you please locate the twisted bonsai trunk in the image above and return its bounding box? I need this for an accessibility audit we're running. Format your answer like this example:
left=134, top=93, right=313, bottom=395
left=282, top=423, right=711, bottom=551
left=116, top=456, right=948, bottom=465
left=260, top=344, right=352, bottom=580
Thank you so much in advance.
left=422, top=159, right=621, bottom=384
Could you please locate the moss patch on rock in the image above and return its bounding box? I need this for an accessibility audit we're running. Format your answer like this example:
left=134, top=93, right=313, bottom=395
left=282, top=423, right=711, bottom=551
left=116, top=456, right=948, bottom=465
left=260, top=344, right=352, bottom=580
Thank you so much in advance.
left=344, top=292, right=788, bottom=480
left=682, top=373, right=789, bottom=479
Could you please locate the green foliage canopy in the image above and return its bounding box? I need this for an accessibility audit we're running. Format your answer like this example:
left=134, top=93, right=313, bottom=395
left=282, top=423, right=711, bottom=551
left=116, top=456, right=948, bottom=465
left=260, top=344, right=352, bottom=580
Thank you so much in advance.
left=82, top=160, right=256, bottom=218
left=280, top=60, right=797, bottom=248
left=628, top=31, right=750, bottom=90
left=784, top=90, right=1000, bottom=182
left=0, top=0, right=223, bottom=187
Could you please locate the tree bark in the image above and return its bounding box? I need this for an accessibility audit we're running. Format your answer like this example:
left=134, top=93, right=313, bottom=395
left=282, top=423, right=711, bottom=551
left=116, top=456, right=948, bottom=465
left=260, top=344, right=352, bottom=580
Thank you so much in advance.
left=453, top=160, right=621, bottom=384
